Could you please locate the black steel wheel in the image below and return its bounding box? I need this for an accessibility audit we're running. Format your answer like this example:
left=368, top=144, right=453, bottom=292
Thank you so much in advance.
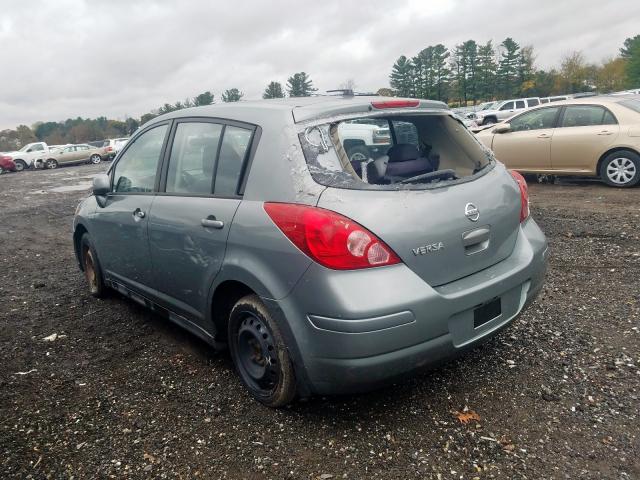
left=228, top=295, right=296, bottom=407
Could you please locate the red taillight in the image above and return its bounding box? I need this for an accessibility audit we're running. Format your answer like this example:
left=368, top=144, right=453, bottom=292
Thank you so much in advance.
left=509, top=170, right=530, bottom=222
left=0, top=155, right=12, bottom=161
left=371, top=99, right=420, bottom=109
left=106, top=146, right=113, bottom=152
left=264, top=203, right=401, bottom=270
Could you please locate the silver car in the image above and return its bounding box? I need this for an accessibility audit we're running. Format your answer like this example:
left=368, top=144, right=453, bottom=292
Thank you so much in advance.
left=73, top=96, right=548, bottom=407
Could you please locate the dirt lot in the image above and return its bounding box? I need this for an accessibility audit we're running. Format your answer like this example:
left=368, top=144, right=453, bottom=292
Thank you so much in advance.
left=1, top=164, right=639, bottom=479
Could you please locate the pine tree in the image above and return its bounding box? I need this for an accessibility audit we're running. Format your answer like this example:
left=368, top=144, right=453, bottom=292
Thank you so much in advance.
left=477, top=41, right=497, bottom=101
left=286, top=72, right=316, bottom=97
left=497, top=38, right=521, bottom=97
left=263, top=81, right=285, bottom=99
left=389, top=56, right=414, bottom=97
left=432, top=44, right=450, bottom=102
left=222, top=88, right=243, bottom=102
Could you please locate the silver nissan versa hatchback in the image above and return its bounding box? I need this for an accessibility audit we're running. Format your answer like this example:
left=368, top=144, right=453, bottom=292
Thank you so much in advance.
left=73, top=95, right=548, bottom=407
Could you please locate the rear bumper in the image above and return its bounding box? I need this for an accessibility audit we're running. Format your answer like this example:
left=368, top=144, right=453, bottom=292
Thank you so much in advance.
left=264, top=217, right=548, bottom=396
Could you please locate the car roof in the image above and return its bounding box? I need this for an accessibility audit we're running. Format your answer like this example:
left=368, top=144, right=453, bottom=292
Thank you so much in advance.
left=146, top=96, right=449, bottom=127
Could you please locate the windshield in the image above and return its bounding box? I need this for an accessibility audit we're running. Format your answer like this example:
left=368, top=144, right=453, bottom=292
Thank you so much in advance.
left=299, top=113, right=493, bottom=190
left=480, top=102, right=496, bottom=111
left=18, top=144, right=32, bottom=152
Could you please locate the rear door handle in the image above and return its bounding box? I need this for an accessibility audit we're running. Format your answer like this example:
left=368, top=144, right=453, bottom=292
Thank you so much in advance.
left=597, top=130, right=613, bottom=136
left=537, top=133, right=551, bottom=138
left=201, top=216, right=224, bottom=229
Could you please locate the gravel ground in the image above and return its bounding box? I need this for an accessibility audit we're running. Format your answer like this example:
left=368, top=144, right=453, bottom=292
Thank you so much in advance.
left=1, top=164, right=639, bottom=479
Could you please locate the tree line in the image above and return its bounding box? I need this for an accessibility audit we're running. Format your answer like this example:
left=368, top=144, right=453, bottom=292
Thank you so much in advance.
left=390, top=35, right=640, bottom=106
left=1, top=36, right=639, bottom=151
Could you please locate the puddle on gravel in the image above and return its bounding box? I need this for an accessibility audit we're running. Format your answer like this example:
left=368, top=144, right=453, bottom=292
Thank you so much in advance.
left=50, top=182, right=92, bottom=192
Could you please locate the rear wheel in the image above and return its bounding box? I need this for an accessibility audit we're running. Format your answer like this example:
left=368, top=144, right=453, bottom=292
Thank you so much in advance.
left=0, top=166, right=5, bottom=174
left=89, top=154, right=102, bottom=164
left=45, top=158, right=58, bottom=169
left=599, top=150, right=640, bottom=187
left=80, top=233, right=107, bottom=298
left=228, top=294, right=296, bottom=407
left=14, top=159, right=27, bottom=172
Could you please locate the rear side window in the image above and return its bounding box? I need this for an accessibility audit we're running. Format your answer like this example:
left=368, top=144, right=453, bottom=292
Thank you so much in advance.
left=214, top=126, right=252, bottom=196
left=527, top=98, right=540, bottom=107
left=515, top=100, right=526, bottom=109
left=165, top=122, right=222, bottom=194
left=300, top=114, right=492, bottom=190
left=560, top=105, right=616, bottom=127
left=500, top=102, right=514, bottom=111
left=113, top=125, right=167, bottom=193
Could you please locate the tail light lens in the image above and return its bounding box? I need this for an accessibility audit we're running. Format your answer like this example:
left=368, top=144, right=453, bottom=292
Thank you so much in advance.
left=106, top=146, right=113, bottom=152
left=509, top=170, right=530, bottom=222
left=264, top=202, right=401, bottom=270
left=0, top=155, right=12, bottom=161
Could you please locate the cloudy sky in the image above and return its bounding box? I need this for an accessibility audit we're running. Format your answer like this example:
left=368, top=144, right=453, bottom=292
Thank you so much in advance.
left=1, top=0, right=638, bottom=129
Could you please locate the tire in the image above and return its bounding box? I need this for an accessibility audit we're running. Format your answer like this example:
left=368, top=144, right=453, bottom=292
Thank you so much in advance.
left=599, top=150, right=640, bottom=188
left=347, top=145, right=371, bottom=163
left=0, top=166, right=5, bottom=174
left=14, top=159, right=27, bottom=172
left=45, top=158, right=58, bottom=169
left=228, top=294, right=296, bottom=407
left=482, top=117, right=497, bottom=126
left=80, top=233, right=107, bottom=298
left=89, top=154, right=102, bottom=164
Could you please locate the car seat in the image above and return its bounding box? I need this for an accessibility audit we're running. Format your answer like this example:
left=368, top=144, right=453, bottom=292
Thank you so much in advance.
left=366, top=144, right=438, bottom=184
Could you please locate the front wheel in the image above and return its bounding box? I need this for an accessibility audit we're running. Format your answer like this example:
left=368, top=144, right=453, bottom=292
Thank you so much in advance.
left=89, top=154, right=102, bottom=164
left=45, top=158, right=58, bottom=169
left=228, top=295, right=296, bottom=407
left=80, top=233, right=107, bottom=298
left=14, top=159, right=27, bottom=172
left=482, top=117, right=497, bottom=126
left=600, top=151, right=640, bottom=187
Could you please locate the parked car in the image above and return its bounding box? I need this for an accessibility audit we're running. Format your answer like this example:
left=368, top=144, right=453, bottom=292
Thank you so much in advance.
left=35, top=144, right=107, bottom=169
left=475, top=96, right=640, bottom=187
left=0, top=155, right=16, bottom=174
left=73, top=96, right=548, bottom=406
left=473, top=97, right=541, bottom=125
left=540, top=95, right=570, bottom=104
left=104, top=137, right=130, bottom=159
left=465, top=101, right=498, bottom=119
left=0, top=141, right=53, bottom=171
left=338, top=119, right=390, bottom=162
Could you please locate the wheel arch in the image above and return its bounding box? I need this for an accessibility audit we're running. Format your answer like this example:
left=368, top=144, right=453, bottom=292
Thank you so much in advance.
left=596, top=146, right=640, bottom=176
left=73, top=223, right=89, bottom=270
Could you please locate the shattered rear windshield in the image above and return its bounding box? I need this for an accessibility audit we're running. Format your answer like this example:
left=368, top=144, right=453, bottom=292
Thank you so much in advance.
left=299, top=113, right=493, bottom=190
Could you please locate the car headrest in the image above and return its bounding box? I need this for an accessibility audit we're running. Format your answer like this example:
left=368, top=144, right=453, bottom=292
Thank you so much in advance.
left=387, top=144, right=420, bottom=163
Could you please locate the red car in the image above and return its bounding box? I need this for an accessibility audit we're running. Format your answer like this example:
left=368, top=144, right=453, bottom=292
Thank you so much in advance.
left=0, top=155, right=17, bottom=174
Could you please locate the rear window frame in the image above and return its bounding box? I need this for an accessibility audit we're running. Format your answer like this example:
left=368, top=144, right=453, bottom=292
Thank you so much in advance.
left=297, top=110, right=496, bottom=191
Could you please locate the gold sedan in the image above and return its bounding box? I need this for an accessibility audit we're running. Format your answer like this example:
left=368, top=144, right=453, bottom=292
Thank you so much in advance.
left=475, top=96, right=640, bottom=187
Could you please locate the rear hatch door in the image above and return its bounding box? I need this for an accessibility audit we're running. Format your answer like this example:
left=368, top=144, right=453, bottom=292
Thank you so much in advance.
left=317, top=165, right=521, bottom=287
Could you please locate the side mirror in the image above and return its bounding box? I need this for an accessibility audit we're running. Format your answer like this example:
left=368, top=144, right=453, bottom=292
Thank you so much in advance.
left=493, top=123, right=511, bottom=134
left=92, top=174, right=111, bottom=196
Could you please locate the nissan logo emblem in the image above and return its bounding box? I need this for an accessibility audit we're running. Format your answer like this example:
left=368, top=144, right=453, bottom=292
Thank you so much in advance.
left=465, top=203, right=480, bottom=222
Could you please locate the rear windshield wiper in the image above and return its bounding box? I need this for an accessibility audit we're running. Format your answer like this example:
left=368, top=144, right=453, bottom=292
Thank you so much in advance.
left=398, top=169, right=457, bottom=185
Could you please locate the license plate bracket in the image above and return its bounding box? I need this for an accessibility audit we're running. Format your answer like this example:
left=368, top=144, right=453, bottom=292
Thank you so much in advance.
left=473, top=297, right=502, bottom=328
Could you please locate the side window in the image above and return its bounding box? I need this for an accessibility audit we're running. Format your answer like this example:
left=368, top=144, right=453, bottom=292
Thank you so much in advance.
left=602, top=110, right=617, bottom=125
left=515, top=100, right=526, bottom=109
left=165, top=122, right=223, bottom=194
left=113, top=124, right=167, bottom=193
left=527, top=99, right=540, bottom=107
left=214, top=126, right=252, bottom=196
left=560, top=106, right=608, bottom=128
left=500, top=101, right=515, bottom=111
left=509, top=107, right=560, bottom=132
